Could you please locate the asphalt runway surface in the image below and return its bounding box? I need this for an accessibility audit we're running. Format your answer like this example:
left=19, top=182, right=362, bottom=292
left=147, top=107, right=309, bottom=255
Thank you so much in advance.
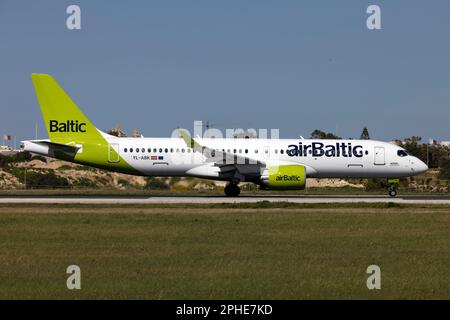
left=1, top=195, right=450, bottom=204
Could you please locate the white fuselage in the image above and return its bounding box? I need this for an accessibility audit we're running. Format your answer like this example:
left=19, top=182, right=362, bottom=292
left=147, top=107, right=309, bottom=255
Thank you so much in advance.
left=102, top=136, right=428, bottom=180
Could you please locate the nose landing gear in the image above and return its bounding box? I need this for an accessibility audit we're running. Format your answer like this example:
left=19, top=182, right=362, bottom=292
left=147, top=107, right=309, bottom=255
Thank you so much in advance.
left=387, top=178, right=399, bottom=197
left=224, top=182, right=241, bottom=197
left=388, top=187, right=397, bottom=197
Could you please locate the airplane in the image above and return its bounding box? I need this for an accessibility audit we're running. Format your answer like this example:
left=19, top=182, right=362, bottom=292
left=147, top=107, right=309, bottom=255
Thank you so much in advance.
left=22, top=74, right=428, bottom=197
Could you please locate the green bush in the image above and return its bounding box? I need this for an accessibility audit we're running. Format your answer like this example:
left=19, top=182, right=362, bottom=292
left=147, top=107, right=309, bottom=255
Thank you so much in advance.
left=118, top=178, right=130, bottom=187
left=0, top=152, right=32, bottom=167
left=9, top=152, right=32, bottom=163
left=364, top=179, right=389, bottom=191
left=171, top=184, right=189, bottom=191
left=168, top=177, right=181, bottom=185
left=145, top=177, right=169, bottom=190
left=24, top=171, right=69, bottom=189
left=71, top=178, right=97, bottom=188
left=5, top=167, right=27, bottom=179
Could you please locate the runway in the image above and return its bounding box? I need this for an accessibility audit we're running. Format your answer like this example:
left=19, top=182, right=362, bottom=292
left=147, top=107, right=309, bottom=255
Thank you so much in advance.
left=1, top=195, right=450, bottom=204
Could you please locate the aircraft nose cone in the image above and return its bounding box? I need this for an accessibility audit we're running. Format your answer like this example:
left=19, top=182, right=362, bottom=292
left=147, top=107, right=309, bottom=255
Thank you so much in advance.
left=416, top=160, right=428, bottom=173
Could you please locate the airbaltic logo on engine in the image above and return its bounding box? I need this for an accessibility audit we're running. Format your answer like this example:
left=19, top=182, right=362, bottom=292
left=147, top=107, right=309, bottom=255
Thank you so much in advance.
left=276, top=175, right=301, bottom=181
left=49, top=120, right=86, bottom=133
left=288, top=142, right=364, bottom=158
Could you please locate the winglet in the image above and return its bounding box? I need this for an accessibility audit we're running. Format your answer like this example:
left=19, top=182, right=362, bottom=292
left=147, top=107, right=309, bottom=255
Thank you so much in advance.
left=177, top=129, right=202, bottom=150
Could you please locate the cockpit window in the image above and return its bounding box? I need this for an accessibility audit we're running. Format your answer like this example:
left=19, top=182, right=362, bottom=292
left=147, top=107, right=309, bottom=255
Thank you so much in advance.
left=397, top=150, right=408, bottom=157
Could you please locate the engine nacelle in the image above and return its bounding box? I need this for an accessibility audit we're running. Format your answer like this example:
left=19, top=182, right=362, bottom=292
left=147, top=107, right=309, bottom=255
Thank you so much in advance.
left=260, top=165, right=306, bottom=190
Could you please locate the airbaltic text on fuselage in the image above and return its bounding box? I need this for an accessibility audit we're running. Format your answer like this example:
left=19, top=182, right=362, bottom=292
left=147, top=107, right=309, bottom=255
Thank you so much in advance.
left=49, top=120, right=86, bottom=132
left=287, top=142, right=364, bottom=158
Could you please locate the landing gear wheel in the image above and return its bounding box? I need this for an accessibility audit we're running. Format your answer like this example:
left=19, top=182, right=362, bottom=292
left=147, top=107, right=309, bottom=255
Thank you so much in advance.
left=387, top=178, right=399, bottom=198
left=388, top=188, right=397, bottom=197
left=224, top=183, right=241, bottom=197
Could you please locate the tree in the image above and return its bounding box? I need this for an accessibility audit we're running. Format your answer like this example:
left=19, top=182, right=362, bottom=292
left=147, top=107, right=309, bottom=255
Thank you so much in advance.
left=438, top=158, right=450, bottom=179
left=397, top=136, right=450, bottom=169
left=360, top=127, right=370, bottom=140
left=310, top=129, right=341, bottom=140
left=401, top=136, right=427, bottom=163
left=0, top=151, right=31, bottom=167
left=427, top=144, right=449, bottom=169
left=107, top=125, right=127, bottom=137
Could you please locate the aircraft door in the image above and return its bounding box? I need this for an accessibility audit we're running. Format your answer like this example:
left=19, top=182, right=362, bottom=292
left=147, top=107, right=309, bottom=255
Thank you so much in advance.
left=108, top=143, right=120, bottom=163
left=374, top=146, right=385, bottom=165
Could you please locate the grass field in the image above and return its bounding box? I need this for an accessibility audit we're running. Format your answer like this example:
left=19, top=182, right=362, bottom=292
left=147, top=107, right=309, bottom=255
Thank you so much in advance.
left=0, top=202, right=449, bottom=299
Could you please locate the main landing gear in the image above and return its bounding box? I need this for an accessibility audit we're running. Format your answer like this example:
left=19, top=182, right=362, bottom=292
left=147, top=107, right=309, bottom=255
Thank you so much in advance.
left=387, top=178, right=399, bottom=197
left=224, top=182, right=241, bottom=197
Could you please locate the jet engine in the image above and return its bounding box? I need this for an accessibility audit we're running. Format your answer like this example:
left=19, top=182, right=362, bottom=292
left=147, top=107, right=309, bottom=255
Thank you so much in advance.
left=260, top=165, right=306, bottom=190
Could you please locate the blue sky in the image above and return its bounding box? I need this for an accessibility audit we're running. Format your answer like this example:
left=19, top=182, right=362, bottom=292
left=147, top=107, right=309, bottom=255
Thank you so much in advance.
left=0, top=0, right=449, bottom=144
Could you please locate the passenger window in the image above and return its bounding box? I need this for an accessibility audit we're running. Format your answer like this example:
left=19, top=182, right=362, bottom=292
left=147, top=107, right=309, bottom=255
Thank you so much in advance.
left=245, top=149, right=248, bottom=154
left=274, top=149, right=278, bottom=154
left=159, top=148, right=163, bottom=153
left=182, top=149, right=185, bottom=153
left=124, top=148, right=128, bottom=153
left=153, top=148, right=157, bottom=153
left=164, top=148, right=168, bottom=153
left=130, top=148, right=133, bottom=152
left=187, top=149, right=191, bottom=153
left=280, top=149, right=284, bottom=154
left=147, top=148, right=151, bottom=153
left=136, top=148, right=139, bottom=153
left=142, top=148, right=145, bottom=153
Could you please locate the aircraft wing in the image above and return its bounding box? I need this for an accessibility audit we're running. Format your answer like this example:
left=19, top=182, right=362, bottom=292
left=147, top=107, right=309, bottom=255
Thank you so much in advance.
left=178, top=130, right=265, bottom=181
left=178, top=130, right=263, bottom=167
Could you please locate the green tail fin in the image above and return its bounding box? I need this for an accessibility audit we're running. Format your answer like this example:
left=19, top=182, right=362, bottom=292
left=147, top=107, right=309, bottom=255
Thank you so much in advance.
left=31, top=74, right=103, bottom=144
